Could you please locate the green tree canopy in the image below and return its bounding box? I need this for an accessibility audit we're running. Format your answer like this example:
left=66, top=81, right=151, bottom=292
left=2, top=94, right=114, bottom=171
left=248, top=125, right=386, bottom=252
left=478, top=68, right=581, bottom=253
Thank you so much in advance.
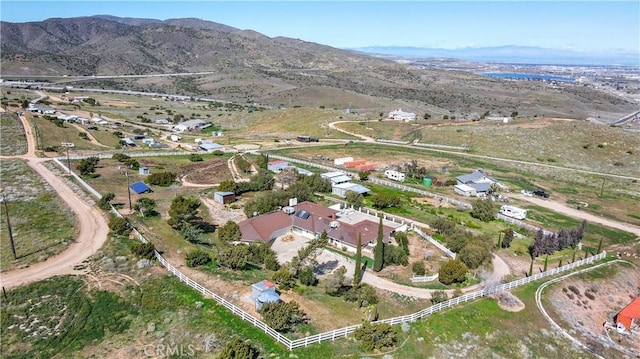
left=438, top=259, right=468, bottom=285
left=217, top=220, right=242, bottom=242
left=470, top=199, right=497, bottom=222
left=259, top=301, right=305, bottom=333
left=167, top=195, right=201, bottom=229
left=217, top=338, right=259, bottom=359
left=353, top=322, right=397, bottom=351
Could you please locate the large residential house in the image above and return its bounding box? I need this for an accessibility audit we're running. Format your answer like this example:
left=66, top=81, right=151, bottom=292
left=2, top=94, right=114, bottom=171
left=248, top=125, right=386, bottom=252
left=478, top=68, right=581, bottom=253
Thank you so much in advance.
left=238, top=201, right=406, bottom=254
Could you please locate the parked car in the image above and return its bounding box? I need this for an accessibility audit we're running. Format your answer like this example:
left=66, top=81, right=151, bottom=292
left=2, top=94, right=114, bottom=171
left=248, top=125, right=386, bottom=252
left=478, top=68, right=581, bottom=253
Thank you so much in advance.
left=533, top=189, right=550, bottom=198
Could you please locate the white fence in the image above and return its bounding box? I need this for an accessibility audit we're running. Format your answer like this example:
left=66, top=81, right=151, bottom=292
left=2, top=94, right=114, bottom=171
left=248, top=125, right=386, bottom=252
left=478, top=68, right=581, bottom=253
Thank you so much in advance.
left=51, top=158, right=607, bottom=350
left=497, top=213, right=554, bottom=237
left=413, top=142, right=470, bottom=151
left=413, top=227, right=456, bottom=259
left=368, top=177, right=472, bottom=210
left=53, top=158, right=103, bottom=199
left=411, top=273, right=439, bottom=283
left=56, top=150, right=190, bottom=161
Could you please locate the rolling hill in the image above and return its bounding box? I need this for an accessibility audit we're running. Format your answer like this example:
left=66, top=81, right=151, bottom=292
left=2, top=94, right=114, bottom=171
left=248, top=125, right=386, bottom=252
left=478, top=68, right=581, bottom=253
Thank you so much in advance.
left=1, top=16, right=636, bottom=120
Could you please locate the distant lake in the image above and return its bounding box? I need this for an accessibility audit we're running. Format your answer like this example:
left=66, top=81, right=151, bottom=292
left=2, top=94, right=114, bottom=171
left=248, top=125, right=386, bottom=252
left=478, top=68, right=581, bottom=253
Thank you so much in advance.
left=483, top=73, right=575, bottom=82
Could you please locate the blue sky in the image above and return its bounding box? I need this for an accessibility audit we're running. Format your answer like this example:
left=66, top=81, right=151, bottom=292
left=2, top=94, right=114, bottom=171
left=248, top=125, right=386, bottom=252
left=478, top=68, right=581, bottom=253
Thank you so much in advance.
left=1, top=1, right=638, bottom=53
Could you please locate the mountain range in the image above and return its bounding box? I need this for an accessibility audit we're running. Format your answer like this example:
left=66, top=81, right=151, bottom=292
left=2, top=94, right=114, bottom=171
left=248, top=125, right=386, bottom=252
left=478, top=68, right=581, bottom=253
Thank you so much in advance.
left=351, top=46, right=640, bottom=66
left=1, top=16, right=636, bottom=120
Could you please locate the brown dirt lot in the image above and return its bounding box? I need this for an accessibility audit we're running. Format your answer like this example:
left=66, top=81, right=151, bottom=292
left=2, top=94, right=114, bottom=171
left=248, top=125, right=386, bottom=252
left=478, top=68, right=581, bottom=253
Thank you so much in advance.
left=547, top=262, right=640, bottom=356
left=178, top=160, right=230, bottom=185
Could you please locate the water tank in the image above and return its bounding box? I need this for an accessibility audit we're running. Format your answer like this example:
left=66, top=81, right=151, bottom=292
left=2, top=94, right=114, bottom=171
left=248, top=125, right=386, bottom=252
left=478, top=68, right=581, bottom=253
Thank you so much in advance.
left=423, top=178, right=432, bottom=187
left=256, top=292, right=280, bottom=311
left=283, top=206, right=295, bottom=215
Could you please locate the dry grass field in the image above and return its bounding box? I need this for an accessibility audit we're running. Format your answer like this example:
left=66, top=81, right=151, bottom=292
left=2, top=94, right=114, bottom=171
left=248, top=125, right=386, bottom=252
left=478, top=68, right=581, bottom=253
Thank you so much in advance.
left=0, top=159, right=75, bottom=271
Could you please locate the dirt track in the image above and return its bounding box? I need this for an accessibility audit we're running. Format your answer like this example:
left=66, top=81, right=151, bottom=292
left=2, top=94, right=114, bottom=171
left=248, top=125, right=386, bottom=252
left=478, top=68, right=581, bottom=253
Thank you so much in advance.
left=0, top=113, right=109, bottom=289
left=512, top=194, right=640, bottom=237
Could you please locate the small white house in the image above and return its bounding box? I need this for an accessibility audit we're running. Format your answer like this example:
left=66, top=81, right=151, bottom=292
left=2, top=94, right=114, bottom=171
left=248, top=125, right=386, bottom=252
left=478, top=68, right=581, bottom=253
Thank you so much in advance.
left=384, top=170, right=406, bottom=182
left=499, top=205, right=527, bottom=220
left=388, top=108, right=417, bottom=121
left=174, top=119, right=206, bottom=132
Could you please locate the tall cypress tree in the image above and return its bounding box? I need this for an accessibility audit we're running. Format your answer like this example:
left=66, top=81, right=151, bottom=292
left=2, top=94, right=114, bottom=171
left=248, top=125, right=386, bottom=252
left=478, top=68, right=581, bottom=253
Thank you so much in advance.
left=373, top=216, right=384, bottom=272
left=354, top=233, right=362, bottom=285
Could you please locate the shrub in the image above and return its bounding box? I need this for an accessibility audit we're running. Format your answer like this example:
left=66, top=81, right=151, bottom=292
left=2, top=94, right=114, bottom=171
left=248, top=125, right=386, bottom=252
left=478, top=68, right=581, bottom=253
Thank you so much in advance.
left=259, top=301, right=305, bottom=333
left=145, top=172, right=176, bottom=186
left=272, top=267, right=296, bottom=290
left=218, top=338, right=259, bottom=359
left=344, top=284, right=378, bottom=307
left=97, top=192, right=115, bottom=210
left=189, top=154, right=203, bottom=162
left=131, top=242, right=155, bottom=259
left=353, top=322, right=397, bottom=351
left=185, top=249, right=212, bottom=267
left=470, top=199, right=496, bottom=222
left=412, top=261, right=426, bottom=276
left=109, top=216, right=131, bottom=236
left=112, top=153, right=131, bottom=162
left=299, top=266, right=318, bottom=286
left=430, top=290, right=448, bottom=304
left=216, top=244, right=250, bottom=270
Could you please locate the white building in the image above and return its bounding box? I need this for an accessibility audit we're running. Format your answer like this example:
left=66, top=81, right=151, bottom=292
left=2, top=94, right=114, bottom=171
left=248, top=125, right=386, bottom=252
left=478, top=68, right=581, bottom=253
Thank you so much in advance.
left=384, top=170, right=406, bottom=182
left=174, top=119, right=206, bottom=132
left=454, top=184, right=477, bottom=197
left=332, top=182, right=371, bottom=198
left=388, top=108, right=417, bottom=121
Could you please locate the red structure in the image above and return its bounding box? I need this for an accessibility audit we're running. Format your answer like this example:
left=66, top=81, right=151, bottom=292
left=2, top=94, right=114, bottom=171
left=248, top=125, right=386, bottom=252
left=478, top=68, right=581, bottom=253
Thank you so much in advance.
left=615, top=296, right=640, bottom=332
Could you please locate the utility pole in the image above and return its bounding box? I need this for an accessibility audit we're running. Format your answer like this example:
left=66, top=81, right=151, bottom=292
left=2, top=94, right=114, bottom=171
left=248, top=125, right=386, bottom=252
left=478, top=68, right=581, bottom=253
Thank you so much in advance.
left=1, top=193, right=17, bottom=259
left=600, top=177, right=606, bottom=197
left=125, top=171, right=132, bottom=211
left=66, top=145, right=71, bottom=174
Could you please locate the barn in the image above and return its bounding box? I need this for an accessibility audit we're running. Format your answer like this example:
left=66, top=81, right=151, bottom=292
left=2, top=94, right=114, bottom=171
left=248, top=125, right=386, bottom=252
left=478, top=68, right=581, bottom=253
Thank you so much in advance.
left=214, top=191, right=236, bottom=204
left=615, top=296, right=640, bottom=333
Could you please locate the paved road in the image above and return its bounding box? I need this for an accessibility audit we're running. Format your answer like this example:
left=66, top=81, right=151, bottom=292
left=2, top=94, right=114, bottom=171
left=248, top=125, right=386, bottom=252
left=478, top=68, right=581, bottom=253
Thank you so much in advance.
left=0, top=112, right=109, bottom=289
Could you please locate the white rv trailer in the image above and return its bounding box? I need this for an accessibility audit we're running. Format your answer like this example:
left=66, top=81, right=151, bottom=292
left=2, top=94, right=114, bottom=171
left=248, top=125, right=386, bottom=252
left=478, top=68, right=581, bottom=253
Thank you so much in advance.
left=384, top=170, right=406, bottom=182
left=499, top=205, right=527, bottom=220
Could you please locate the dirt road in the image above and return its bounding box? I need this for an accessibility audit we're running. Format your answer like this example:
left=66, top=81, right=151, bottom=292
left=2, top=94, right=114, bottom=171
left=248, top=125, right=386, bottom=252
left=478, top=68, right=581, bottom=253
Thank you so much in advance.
left=0, top=112, right=109, bottom=289
left=512, top=194, right=640, bottom=237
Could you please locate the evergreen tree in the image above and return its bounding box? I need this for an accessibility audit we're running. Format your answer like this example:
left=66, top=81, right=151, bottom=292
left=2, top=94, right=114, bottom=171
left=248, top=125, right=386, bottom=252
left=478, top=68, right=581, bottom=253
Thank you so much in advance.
left=354, top=233, right=362, bottom=285
left=373, top=216, right=384, bottom=272
left=502, top=229, right=514, bottom=249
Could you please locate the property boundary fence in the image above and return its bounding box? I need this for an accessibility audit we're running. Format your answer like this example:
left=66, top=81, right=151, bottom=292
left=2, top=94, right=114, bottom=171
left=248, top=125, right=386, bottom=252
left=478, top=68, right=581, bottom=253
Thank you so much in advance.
left=413, top=142, right=470, bottom=151
left=497, top=213, right=554, bottom=237
left=50, top=159, right=607, bottom=350
left=56, top=150, right=190, bottom=161
left=412, top=227, right=456, bottom=259
left=411, top=273, right=439, bottom=283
